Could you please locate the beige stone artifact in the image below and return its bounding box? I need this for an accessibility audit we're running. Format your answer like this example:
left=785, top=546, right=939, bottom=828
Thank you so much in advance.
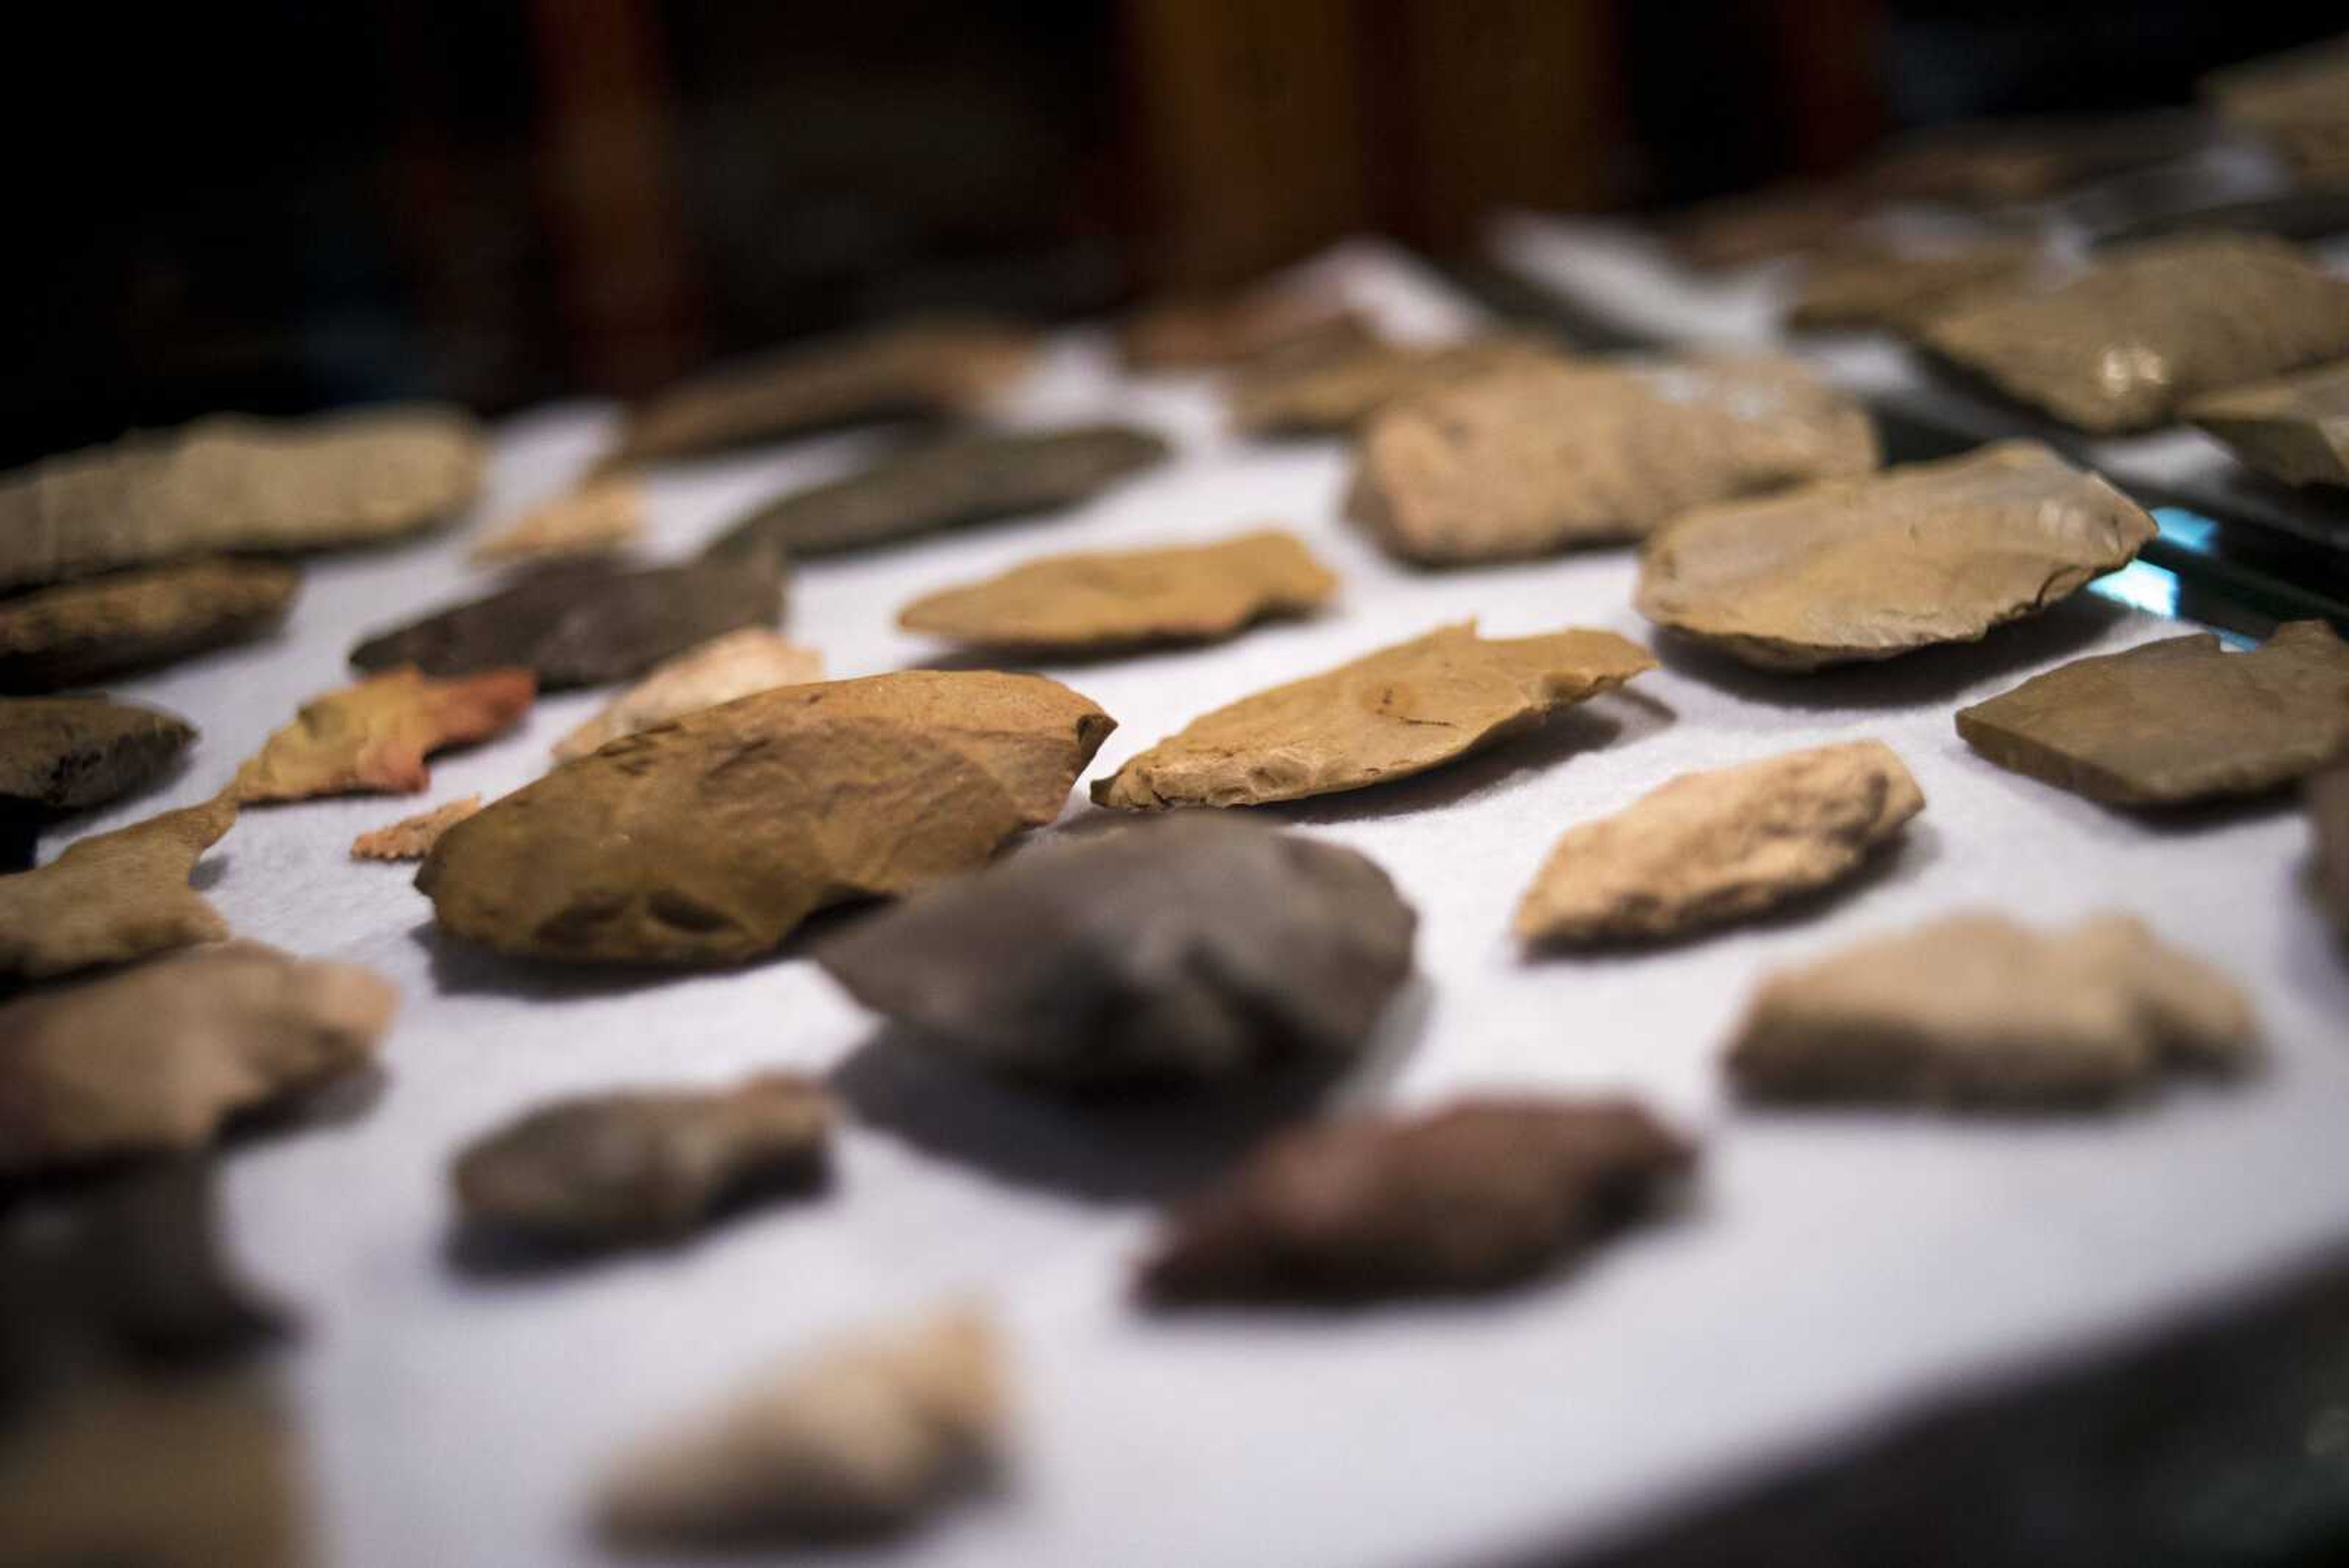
left=1515, top=741, right=1924, bottom=946
left=0, top=940, right=396, bottom=1173
left=1636, top=441, right=2155, bottom=671
left=0, top=795, right=236, bottom=979
left=1348, top=352, right=1877, bottom=563
left=349, top=796, right=482, bottom=861
left=1093, top=622, right=1652, bottom=810
left=0, top=406, right=483, bottom=590
left=0, top=557, right=300, bottom=690
left=1228, top=336, right=1560, bottom=436
left=1726, top=912, right=2258, bottom=1107
left=233, top=666, right=535, bottom=802
left=2187, top=360, right=2349, bottom=489
left=598, top=1306, right=1006, bottom=1547
left=552, top=629, right=822, bottom=761
left=420, top=671, right=1113, bottom=964
left=470, top=480, right=646, bottom=565
left=1955, top=620, right=2349, bottom=806
left=601, top=318, right=1038, bottom=469
left=1121, top=287, right=1373, bottom=370
left=453, top=1072, right=833, bottom=1244
left=1919, top=235, right=2349, bottom=432
left=897, top=529, right=1337, bottom=653
left=1787, top=239, right=2043, bottom=333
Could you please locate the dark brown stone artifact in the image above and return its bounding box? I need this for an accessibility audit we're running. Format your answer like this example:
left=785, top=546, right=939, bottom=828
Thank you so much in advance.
left=349, top=796, right=481, bottom=861
left=1347, top=352, right=1878, bottom=563
left=1515, top=741, right=1924, bottom=946
left=1095, top=622, right=1651, bottom=811
left=597, top=1306, right=1006, bottom=1547
left=819, top=816, right=1416, bottom=1088
left=418, top=671, right=1113, bottom=965
left=234, top=668, right=535, bottom=803
left=1919, top=236, right=2349, bottom=433
left=599, top=318, right=1039, bottom=469
left=0, top=558, right=300, bottom=691
left=1862, top=113, right=2208, bottom=206
left=1121, top=287, right=1373, bottom=370
left=703, top=425, right=1170, bottom=562
left=2312, top=756, right=2349, bottom=945
left=0, top=405, right=483, bottom=592
left=452, top=1073, right=832, bottom=1244
left=1227, top=336, right=1559, bottom=437
left=1726, top=913, right=2259, bottom=1107
left=896, top=529, right=1338, bottom=653
left=1138, top=1099, right=1696, bottom=1306
left=1786, top=239, right=2043, bottom=333
left=0, top=796, right=236, bottom=980
left=0, top=697, right=193, bottom=816
left=0, top=940, right=396, bottom=1174
left=2186, top=361, right=2349, bottom=489
left=1955, top=621, right=2349, bottom=807
left=349, top=551, right=785, bottom=689
left=1636, top=441, right=2156, bottom=671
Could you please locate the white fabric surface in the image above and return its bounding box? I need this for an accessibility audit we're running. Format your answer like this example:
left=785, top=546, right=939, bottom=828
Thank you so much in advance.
left=54, top=240, right=2349, bottom=1568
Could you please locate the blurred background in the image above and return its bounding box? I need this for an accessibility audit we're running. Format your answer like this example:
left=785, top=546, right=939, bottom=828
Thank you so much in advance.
left=3, top=0, right=2338, bottom=469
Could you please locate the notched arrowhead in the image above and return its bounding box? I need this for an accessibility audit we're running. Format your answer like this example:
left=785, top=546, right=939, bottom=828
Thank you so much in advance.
left=418, top=671, right=1114, bottom=965
left=1348, top=351, right=1877, bottom=563
left=703, top=425, right=1170, bottom=562
left=451, top=1073, right=832, bottom=1246
left=597, top=1306, right=1006, bottom=1547
left=0, top=696, right=195, bottom=816
left=819, top=816, right=1416, bottom=1088
left=0, top=795, right=237, bottom=979
left=552, top=628, right=822, bottom=762
left=1636, top=440, right=2155, bottom=671
left=349, top=795, right=482, bottom=861
left=233, top=667, right=534, bottom=803
left=0, top=558, right=300, bottom=691
left=0, top=940, right=396, bottom=1173
left=350, top=551, right=786, bottom=689
left=1920, top=235, right=2349, bottom=433
left=1139, top=1099, right=1696, bottom=1306
left=1956, top=620, right=2349, bottom=806
left=1516, top=740, right=1924, bottom=946
left=1726, top=912, right=2259, bottom=1107
left=1093, top=620, right=1653, bottom=810
left=896, top=529, right=1337, bottom=653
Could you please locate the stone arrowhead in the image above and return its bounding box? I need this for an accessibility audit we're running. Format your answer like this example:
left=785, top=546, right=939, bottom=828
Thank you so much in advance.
left=819, top=816, right=1416, bottom=1088
left=552, top=629, right=822, bottom=761
left=1786, top=238, right=2041, bottom=333
left=0, top=697, right=194, bottom=816
left=1121, top=287, right=1373, bottom=370
left=1348, top=351, right=1877, bottom=563
left=1093, top=621, right=1652, bottom=811
left=1956, top=620, right=2349, bottom=806
left=0, top=558, right=299, bottom=691
left=702, top=425, right=1168, bottom=562
left=600, top=318, right=1037, bottom=469
left=1726, top=913, right=2258, bottom=1107
left=1228, top=335, right=1560, bottom=437
left=469, top=480, right=646, bottom=565
left=0, top=406, right=482, bottom=591
left=418, top=671, right=1113, bottom=965
left=452, top=1073, right=832, bottom=1244
left=2187, top=360, right=2349, bottom=489
left=598, top=1306, right=1005, bottom=1547
left=1516, top=740, right=1924, bottom=946
left=0, top=940, right=395, bottom=1173
left=349, top=796, right=482, bottom=861
left=233, top=667, right=535, bottom=803
left=896, top=529, right=1337, bottom=653
left=1138, top=1099, right=1696, bottom=1306
left=349, top=551, right=785, bottom=689
left=1636, top=440, right=2155, bottom=671
left=0, top=795, right=237, bottom=979
left=1920, top=235, right=2349, bottom=432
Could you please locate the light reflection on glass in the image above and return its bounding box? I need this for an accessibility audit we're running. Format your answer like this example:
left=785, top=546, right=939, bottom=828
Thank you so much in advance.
left=2089, top=557, right=2182, bottom=621
left=2152, top=507, right=2219, bottom=552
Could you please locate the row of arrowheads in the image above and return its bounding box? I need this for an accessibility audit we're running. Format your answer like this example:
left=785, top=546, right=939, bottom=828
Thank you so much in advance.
left=4, top=250, right=2349, bottom=1550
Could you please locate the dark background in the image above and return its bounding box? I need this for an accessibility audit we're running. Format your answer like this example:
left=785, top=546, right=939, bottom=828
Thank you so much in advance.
left=0, top=0, right=2334, bottom=469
